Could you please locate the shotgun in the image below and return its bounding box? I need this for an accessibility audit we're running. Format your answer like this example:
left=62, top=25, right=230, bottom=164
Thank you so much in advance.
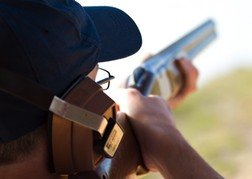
left=95, top=19, right=217, bottom=178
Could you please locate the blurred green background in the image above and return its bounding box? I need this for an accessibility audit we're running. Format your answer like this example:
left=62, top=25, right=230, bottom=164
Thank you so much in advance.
left=140, top=68, right=252, bottom=179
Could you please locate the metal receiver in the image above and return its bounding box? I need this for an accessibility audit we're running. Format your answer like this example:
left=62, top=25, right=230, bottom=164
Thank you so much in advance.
left=128, top=19, right=217, bottom=98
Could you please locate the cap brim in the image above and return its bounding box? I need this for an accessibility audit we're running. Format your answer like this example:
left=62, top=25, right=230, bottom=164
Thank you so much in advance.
left=84, top=6, right=142, bottom=62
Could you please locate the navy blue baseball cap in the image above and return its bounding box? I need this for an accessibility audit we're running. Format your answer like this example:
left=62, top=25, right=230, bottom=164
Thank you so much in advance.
left=0, top=0, right=142, bottom=142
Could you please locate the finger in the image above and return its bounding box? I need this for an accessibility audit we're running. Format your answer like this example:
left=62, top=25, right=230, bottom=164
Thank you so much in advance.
left=175, top=59, right=198, bottom=94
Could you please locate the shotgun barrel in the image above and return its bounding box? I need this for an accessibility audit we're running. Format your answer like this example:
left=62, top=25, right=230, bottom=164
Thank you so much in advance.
left=128, top=19, right=217, bottom=97
left=96, top=19, right=217, bottom=179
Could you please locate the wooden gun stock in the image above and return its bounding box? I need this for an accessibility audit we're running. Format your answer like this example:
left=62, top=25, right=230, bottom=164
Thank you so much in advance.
left=96, top=113, right=144, bottom=178
left=71, top=113, right=144, bottom=179
left=94, top=19, right=217, bottom=179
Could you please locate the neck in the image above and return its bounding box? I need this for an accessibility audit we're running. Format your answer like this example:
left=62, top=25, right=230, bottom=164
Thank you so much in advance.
left=0, top=139, right=58, bottom=179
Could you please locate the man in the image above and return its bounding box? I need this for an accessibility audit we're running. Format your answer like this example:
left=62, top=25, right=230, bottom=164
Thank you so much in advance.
left=0, top=0, right=223, bottom=178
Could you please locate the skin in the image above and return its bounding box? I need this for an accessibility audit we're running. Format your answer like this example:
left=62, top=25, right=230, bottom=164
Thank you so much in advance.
left=0, top=64, right=100, bottom=179
left=0, top=133, right=60, bottom=179
left=167, top=59, right=199, bottom=109
left=111, top=88, right=223, bottom=179
left=109, top=59, right=223, bottom=178
left=0, top=59, right=223, bottom=179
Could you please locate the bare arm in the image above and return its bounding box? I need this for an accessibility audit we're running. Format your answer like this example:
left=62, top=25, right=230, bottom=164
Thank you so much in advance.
left=110, top=88, right=223, bottom=179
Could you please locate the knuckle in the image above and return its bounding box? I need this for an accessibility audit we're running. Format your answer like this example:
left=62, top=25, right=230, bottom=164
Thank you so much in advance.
left=126, top=88, right=141, bottom=97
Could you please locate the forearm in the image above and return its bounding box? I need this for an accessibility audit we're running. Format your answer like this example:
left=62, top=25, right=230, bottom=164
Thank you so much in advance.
left=156, top=128, right=224, bottom=179
left=110, top=89, right=222, bottom=178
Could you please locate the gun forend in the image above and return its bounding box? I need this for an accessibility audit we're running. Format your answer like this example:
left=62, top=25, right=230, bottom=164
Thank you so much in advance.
left=128, top=19, right=217, bottom=98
